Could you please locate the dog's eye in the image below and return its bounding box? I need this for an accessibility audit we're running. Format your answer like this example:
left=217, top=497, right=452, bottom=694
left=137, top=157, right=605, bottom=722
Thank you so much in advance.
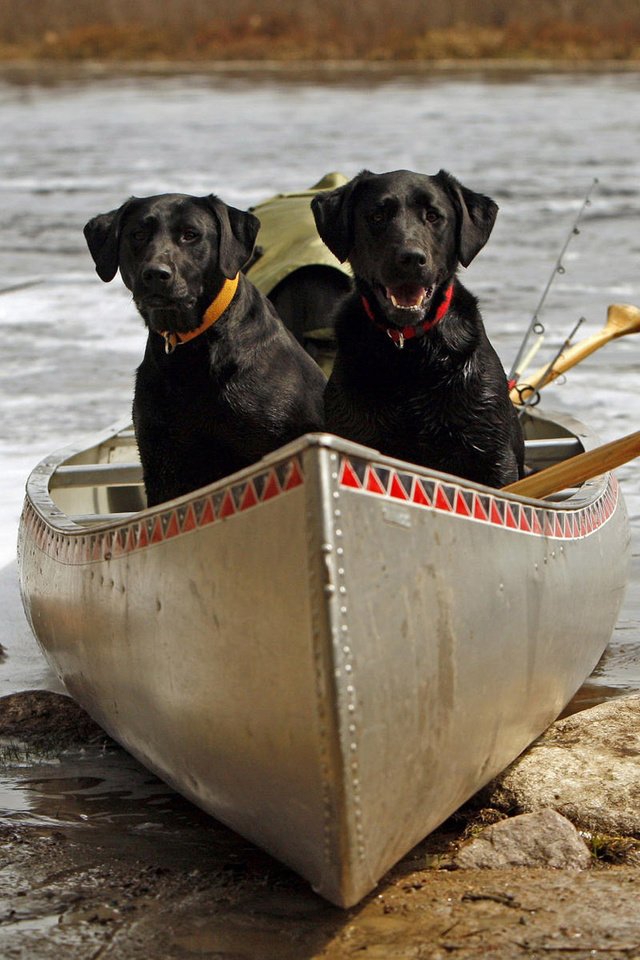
left=425, top=209, right=440, bottom=223
left=370, top=210, right=386, bottom=224
left=182, top=229, right=200, bottom=242
left=131, top=228, right=147, bottom=242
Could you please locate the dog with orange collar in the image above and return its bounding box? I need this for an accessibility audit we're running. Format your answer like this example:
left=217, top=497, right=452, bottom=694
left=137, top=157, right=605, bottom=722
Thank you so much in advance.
left=84, top=193, right=326, bottom=506
left=311, top=169, right=524, bottom=488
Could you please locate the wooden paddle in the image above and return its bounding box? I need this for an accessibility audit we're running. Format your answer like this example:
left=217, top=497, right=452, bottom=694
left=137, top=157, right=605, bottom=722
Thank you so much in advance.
left=503, top=430, right=640, bottom=499
left=510, top=303, right=640, bottom=405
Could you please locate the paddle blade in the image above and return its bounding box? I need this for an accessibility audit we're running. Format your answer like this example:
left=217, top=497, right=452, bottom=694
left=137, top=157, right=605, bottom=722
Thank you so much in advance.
left=606, top=302, right=640, bottom=335
left=511, top=302, right=640, bottom=406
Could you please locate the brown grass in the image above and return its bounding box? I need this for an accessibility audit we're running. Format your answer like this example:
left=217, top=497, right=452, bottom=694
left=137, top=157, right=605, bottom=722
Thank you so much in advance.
left=1, top=1, right=639, bottom=61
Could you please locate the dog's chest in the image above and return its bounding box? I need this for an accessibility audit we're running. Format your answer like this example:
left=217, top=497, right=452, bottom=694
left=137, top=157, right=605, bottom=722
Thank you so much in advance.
left=353, top=347, right=463, bottom=419
left=379, top=388, right=464, bottom=447
left=137, top=355, right=241, bottom=442
left=338, top=348, right=481, bottom=456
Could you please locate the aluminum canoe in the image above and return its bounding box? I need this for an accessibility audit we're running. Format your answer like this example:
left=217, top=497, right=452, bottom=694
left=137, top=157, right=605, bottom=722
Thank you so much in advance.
left=17, top=407, right=629, bottom=907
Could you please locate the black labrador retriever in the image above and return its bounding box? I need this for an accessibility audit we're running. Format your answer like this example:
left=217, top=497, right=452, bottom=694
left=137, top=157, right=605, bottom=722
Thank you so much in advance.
left=84, top=193, right=326, bottom=506
left=311, top=169, right=524, bottom=488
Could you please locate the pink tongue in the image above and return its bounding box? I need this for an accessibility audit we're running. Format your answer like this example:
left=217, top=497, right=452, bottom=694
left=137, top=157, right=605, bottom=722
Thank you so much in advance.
left=387, top=284, right=426, bottom=308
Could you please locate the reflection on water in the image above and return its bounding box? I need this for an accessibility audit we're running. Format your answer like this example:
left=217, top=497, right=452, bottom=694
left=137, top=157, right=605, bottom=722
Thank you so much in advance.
left=0, top=749, right=174, bottom=828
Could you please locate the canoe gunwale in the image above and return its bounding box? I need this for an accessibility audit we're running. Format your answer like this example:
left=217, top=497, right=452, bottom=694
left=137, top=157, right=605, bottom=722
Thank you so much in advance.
left=19, top=408, right=622, bottom=583
left=23, top=407, right=609, bottom=542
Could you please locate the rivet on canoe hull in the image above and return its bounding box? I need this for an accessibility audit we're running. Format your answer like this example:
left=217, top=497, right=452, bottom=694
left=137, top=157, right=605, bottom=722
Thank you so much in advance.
left=331, top=483, right=366, bottom=862
left=308, top=467, right=336, bottom=867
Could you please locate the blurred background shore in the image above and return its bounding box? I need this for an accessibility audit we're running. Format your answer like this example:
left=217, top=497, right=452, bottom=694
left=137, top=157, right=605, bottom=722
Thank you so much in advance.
left=1, top=0, right=639, bottom=64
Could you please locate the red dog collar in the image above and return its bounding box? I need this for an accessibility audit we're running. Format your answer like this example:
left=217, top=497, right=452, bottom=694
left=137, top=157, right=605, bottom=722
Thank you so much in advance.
left=361, top=283, right=454, bottom=349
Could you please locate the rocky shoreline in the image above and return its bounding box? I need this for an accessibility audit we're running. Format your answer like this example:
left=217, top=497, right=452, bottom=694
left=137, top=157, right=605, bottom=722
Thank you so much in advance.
left=1, top=690, right=639, bottom=958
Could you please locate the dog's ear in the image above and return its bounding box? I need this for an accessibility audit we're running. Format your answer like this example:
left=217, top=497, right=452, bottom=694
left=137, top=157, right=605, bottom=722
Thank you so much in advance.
left=311, top=171, right=372, bottom=263
left=83, top=199, right=135, bottom=282
left=203, top=196, right=260, bottom=278
left=435, top=170, right=498, bottom=268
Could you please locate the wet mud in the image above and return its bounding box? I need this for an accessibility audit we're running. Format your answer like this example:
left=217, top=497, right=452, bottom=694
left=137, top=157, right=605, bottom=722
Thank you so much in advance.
left=2, top=692, right=640, bottom=960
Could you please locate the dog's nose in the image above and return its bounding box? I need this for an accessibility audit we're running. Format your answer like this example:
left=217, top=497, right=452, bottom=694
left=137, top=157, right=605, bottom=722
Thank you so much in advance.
left=142, top=263, right=172, bottom=286
left=398, top=247, right=427, bottom=268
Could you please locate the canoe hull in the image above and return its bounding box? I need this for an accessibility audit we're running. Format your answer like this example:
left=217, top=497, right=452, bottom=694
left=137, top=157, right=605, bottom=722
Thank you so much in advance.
left=18, top=423, right=629, bottom=906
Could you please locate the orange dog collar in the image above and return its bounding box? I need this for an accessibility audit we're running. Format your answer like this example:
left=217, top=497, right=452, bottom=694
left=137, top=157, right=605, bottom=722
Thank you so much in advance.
left=161, top=273, right=239, bottom=354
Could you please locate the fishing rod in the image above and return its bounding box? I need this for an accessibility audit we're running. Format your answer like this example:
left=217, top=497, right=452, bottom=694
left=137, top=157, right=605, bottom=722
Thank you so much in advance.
left=508, top=177, right=599, bottom=385
left=510, top=302, right=640, bottom=406
left=515, top=334, right=546, bottom=385
left=512, top=315, right=585, bottom=410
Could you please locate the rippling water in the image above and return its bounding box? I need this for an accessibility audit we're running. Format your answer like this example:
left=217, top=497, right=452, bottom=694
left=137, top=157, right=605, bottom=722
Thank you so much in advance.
left=1, top=67, right=639, bottom=700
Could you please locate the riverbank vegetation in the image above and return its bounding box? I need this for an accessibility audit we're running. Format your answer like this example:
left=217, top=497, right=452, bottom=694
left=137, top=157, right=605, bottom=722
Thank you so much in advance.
left=1, top=0, right=639, bottom=62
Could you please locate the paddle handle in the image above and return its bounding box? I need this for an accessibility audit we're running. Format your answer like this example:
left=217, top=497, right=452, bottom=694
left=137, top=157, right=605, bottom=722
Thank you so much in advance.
left=510, top=303, right=640, bottom=405
left=503, top=430, right=640, bottom=500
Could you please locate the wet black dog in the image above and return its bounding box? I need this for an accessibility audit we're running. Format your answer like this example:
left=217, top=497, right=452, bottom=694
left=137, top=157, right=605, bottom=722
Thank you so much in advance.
left=84, top=194, right=326, bottom=506
left=311, top=169, right=524, bottom=487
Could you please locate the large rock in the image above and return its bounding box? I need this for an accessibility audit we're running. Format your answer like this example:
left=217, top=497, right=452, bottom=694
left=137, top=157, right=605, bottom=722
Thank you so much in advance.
left=483, top=695, right=640, bottom=836
left=453, top=808, right=591, bottom=870
left=0, top=690, right=110, bottom=751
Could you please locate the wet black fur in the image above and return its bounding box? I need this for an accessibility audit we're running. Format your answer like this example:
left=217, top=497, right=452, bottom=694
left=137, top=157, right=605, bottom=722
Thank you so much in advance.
left=84, top=193, right=326, bottom=506
left=311, top=169, right=524, bottom=488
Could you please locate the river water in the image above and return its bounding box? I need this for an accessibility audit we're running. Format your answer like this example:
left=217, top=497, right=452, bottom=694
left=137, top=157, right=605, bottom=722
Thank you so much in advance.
left=0, top=66, right=639, bottom=874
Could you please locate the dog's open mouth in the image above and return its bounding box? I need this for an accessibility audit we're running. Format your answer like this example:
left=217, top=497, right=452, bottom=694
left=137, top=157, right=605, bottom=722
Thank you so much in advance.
left=384, top=284, right=433, bottom=312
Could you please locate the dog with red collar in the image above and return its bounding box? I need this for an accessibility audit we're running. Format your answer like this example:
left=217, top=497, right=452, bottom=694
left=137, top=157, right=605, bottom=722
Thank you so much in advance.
left=311, top=169, right=524, bottom=488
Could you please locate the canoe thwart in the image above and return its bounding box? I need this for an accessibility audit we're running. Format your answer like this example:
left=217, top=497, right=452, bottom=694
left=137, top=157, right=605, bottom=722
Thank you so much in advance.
left=50, top=463, right=144, bottom=489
